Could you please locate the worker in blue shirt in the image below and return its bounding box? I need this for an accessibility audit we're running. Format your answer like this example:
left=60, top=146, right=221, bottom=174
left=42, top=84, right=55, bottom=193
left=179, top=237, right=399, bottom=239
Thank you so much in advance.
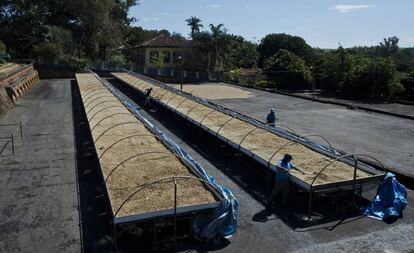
left=266, top=108, right=276, bottom=127
left=268, top=154, right=295, bottom=209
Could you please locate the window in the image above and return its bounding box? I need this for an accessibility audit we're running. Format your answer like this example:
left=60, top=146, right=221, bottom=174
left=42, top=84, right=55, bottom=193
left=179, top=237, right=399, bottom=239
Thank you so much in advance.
left=163, top=51, right=171, bottom=63
left=149, top=51, right=159, bottom=63
left=173, top=51, right=183, bottom=63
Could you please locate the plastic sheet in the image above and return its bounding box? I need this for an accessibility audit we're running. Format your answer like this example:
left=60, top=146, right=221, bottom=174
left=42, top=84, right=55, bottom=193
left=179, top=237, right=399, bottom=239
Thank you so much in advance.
left=94, top=73, right=238, bottom=240
left=363, top=172, right=407, bottom=220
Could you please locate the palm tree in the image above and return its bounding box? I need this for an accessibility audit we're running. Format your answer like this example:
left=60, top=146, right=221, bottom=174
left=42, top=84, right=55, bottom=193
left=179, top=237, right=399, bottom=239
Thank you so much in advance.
left=185, top=17, right=203, bottom=39
left=209, top=24, right=227, bottom=71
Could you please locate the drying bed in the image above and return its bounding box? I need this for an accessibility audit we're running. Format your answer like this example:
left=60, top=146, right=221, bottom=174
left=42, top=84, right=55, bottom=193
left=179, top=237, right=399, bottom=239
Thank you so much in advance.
left=112, top=72, right=384, bottom=190
left=76, top=73, right=219, bottom=224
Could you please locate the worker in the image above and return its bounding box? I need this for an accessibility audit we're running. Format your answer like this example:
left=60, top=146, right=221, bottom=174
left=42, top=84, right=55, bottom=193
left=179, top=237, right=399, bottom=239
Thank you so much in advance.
left=268, top=154, right=295, bottom=209
left=143, top=87, right=153, bottom=108
left=266, top=108, right=276, bottom=127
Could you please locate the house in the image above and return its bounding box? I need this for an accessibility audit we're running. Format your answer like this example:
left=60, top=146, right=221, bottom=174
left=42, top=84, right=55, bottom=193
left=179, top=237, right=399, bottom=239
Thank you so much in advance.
left=134, top=34, right=185, bottom=76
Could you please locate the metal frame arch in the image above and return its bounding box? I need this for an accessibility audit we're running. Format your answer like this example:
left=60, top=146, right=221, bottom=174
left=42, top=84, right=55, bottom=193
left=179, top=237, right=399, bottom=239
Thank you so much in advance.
left=174, top=97, right=189, bottom=110
left=80, top=86, right=107, bottom=97
left=90, top=113, right=136, bottom=132
left=114, top=176, right=221, bottom=218
left=267, top=134, right=334, bottom=167
left=199, top=109, right=216, bottom=126
left=216, top=117, right=235, bottom=137
left=94, top=121, right=144, bottom=144
left=98, top=133, right=164, bottom=160
left=274, top=124, right=297, bottom=135
left=238, top=127, right=268, bottom=149
left=84, top=95, right=118, bottom=109
left=156, top=90, right=172, bottom=101
left=164, top=93, right=180, bottom=106
left=104, top=151, right=180, bottom=182
left=86, top=99, right=120, bottom=115
left=83, top=91, right=111, bottom=105
left=151, top=87, right=164, bottom=97
left=311, top=153, right=385, bottom=187
left=88, top=106, right=126, bottom=122
left=185, top=103, right=200, bottom=118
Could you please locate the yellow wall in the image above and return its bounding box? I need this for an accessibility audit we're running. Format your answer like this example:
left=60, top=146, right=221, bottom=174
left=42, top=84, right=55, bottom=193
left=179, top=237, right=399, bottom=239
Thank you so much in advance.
left=144, top=47, right=183, bottom=68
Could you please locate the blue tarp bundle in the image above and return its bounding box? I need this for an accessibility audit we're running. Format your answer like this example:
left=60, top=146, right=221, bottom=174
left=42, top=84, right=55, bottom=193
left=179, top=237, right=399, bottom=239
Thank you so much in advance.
left=363, top=172, right=407, bottom=220
left=97, top=74, right=238, bottom=241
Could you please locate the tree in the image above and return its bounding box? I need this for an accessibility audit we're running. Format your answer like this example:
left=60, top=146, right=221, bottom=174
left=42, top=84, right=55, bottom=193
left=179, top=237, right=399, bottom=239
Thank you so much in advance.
left=221, top=35, right=258, bottom=70
left=257, top=33, right=311, bottom=67
left=0, top=40, right=5, bottom=54
left=264, top=49, right=313, bottom=89
left=186, top=16, right=203, bottom=39
left=377, top=36, right=399, bottom=58
left=209, top=24, right=228, bottom=71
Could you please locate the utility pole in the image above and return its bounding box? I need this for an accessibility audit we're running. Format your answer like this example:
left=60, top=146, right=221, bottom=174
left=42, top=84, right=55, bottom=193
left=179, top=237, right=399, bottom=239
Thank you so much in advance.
left=178, top=56, right=183, bottom=91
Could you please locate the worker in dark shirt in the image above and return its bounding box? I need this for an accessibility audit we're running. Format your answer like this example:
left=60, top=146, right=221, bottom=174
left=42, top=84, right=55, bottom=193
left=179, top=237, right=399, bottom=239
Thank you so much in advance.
left=144, top=87, right=153, bottom=108
left=266, top=108, right=276, bottom=127
left=268, top=154, right=295, bottom=209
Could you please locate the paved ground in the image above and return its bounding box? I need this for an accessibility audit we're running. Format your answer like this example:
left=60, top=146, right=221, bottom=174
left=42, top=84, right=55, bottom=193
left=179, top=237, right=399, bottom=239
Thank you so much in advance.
left=0, top=79, right=80, bottom=252
left=174, top=82, right=414, bottom=177
left=114, top=79, right=414, bottom=253
left=291, top=91, right=414, bottom=118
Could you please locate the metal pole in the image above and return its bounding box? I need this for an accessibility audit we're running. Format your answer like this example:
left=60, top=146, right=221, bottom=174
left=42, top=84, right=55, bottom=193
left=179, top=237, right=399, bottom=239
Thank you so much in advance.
left=308, top=187, right=313, bottom=221
left=11, top=134, right=14, bottom=155
left=180, top=62, right=184, bottom=92
left=351, top=156, right=358, bottom=211
left=173, top=177, right=178, bottom=250
left=20, top=121, right=23, bottom=140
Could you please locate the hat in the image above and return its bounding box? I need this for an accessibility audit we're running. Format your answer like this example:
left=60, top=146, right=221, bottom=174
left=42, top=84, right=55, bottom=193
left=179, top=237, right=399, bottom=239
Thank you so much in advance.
left=270, top=108, right=275, bottom=112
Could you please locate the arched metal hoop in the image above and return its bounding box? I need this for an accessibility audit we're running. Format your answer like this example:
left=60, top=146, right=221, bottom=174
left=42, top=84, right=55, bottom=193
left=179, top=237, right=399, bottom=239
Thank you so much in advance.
left=114, top=176, right=221, bottom=218
left=199, top=109, right=216, bottom=126
left=311, top=153, right=385, bottom=186
left=84, top=95, right=118, bottom=110
left=216, top=117, right=235, bottom=136
left=86, top=99, right=120, bottom=115
left=267, top=134, right=334, bottom=167
left=83, top=91, right=111, bottom=105
left=94, top=122, right=144, bottom=144
left=238, top=127, right=269, bottom=149
left=174, top=98, right=189, bottom=110
left=91, top=113, right=136, bottom=132
left=88, top=106, right=126, bottom=122
left=105, top=151, right=179, bottom=182
left=98, top=133, right=163, bottom=160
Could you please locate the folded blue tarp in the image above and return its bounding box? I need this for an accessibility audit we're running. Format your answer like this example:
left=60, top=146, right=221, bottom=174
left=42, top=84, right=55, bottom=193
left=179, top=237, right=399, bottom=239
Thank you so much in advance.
left=363, top=172, right=407, bottom=220
left=95, top=73, right=238, bottom=241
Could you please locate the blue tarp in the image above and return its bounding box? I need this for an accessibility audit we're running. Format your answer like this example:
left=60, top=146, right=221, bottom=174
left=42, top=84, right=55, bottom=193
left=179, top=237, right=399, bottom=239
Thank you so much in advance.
left=96, top=73, right=238, bottom=241
left=363, top=172, right=407, bottom=220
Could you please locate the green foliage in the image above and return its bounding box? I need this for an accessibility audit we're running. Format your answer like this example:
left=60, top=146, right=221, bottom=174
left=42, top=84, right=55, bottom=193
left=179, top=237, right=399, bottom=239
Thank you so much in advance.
left=62, top=57, right=89, bottom=69
left=256, top=80, right=277, bottom=88
left=0, top=58, right=6, bottom=65
left=257, top=33, right=311, bottom=67
left=32, top=43, right=64, bottom=64
left=264, top=49, right=313, bottom=89
left=222, top=35, right=258, bottom=70
left=186, top=17, right=203, bottom=39
left=0, top=40, right=5, bottom=54
left=400, top=71, right=414, bottom=98
left=320, top=46, right=404, bottom=99
left=0, top=0, right=138, bottom=60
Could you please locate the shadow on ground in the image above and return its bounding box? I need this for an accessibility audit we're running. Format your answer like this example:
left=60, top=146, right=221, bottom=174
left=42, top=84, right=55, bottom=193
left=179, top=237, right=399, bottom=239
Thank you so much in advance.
left=71, top=80, right=113, bottom=253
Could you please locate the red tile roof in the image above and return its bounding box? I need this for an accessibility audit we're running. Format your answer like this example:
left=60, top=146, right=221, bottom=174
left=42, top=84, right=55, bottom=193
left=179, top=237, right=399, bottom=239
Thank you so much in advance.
left=137, top=34, right=185, bottom=48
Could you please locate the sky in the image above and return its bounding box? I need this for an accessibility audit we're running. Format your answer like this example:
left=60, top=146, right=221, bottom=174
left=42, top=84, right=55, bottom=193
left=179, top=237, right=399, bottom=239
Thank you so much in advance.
left=129, top=0, right=414, bottom=49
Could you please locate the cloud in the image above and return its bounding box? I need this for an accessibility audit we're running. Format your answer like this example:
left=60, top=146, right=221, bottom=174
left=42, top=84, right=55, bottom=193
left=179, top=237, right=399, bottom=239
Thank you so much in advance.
left=332, top=4, right=375, bottom=13
left=142, top=17, right=159, bottom=22
left=206, top=4, right=222, bottom=8
left=154, top=12, right=168, bottom=16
